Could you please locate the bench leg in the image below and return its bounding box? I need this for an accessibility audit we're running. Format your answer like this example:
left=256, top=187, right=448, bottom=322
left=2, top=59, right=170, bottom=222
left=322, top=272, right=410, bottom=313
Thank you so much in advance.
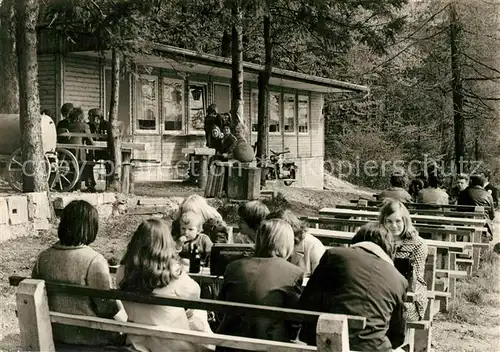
left=16, top=279, right=55, bottom=351
left=413, top=299, right=434, bottom=352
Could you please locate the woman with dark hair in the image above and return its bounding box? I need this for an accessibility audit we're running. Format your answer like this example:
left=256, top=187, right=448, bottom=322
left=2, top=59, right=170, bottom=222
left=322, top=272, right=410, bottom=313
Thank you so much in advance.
left=378, top=170, right=413, bottom=203
left=217, top=219, right=304, bottom=351
left=417, top=172, right=449, bottom=205
left=32, top=200, right=126, bottom=348
left=266, top=209, right=325, bottom=277
left=379, top=199, right=428, bottom=322
left=117, top=218, right=212, bottom=352
left=298, top=222, right=407, bottom=352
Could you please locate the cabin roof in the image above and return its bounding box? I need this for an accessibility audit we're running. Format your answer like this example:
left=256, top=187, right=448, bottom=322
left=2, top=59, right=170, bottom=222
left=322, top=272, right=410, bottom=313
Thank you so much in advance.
left=74, top=43, right=369, bottom=94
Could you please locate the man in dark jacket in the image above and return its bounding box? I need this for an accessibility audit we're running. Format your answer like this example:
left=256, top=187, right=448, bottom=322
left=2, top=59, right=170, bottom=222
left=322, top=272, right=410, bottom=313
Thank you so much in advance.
left=458, top=174, right=495, bottom=221
left=298, top=223, right=407, bottom=352
left=483, top=170, right=499, bottom=209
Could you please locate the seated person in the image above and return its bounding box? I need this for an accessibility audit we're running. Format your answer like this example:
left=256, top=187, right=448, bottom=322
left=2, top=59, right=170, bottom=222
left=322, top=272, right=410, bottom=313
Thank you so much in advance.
left=174, top=211, right=214, bottom=264
left=218, top=123, right=237, bottom=161
left=56, top=102, right=74, bottom=143
left=234, top=200, right=270, bottom=244
left=458, top=174, right=495, bottom=221
left=483, top=169, right=499, bottom=209
left=32, top=200, right=126, bottom=348
left=204, top=104, right=225, bottom=150
left=266, top=209, right=325, bottom=277
left=298, top=222, right=407, bottom=352
left=378, top=170, right=413, bottom=203
left=379, top=199, right=428, bottom=321
left=408, top=178, right=424, bottom=202
left=449, top=173, right=469, bottom=204
left=225, top=123, right=254, bottom=163
left=117, top=218, right=213, bottom=352
left=417, top=172, right=449, bottom=205
left=171, top=194, right=230, bottom=244
left=217, top=219, right=304, bottom=351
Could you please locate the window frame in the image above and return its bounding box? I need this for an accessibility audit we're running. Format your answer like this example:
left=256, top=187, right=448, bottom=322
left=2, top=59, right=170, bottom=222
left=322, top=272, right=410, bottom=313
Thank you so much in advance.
left=135, top=74, right=160, bottom=135
left=250, top=89, right=259, bottom=134
left=161, top=77, right=186, bottom=135
left=283, top=93, right=296, bottom=135
left=297, top=94, right=310, bottom=135
left=187, top=81, right=208, bottom=136
left=268, top=91, right=282, bottom=135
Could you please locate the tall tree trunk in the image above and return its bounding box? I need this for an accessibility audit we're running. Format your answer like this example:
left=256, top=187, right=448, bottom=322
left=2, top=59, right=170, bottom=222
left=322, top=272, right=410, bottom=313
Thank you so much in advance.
left=450, top=2, right=465, bottom=173
left=15, top=0, right=47, bottom=192
left=231, top=0, right=244, bottom=128
left=107, top=49, right=122, bottom=191
left=221, top=30, right=231, bottom=57
left=0, top=0, right=19, bottom=113
left=257, top=13, right=272, bottom=187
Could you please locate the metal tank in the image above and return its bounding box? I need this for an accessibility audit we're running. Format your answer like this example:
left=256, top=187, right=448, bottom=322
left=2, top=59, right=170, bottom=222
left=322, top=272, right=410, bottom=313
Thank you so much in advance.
left=0, top=113, right=57, bottom=155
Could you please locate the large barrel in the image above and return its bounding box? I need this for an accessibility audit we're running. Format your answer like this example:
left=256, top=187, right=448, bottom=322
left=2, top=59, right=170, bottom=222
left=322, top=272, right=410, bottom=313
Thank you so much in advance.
left=0, top=114, right=57, bottom=155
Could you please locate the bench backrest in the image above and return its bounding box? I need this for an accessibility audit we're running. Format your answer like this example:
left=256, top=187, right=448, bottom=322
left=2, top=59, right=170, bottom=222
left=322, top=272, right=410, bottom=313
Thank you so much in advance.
left=14, top=279, right=357, bottom=352
left=300, top=216, right=477, bottom=236
left=350, top=199, right=482, bottom=213
left=318, top=208, right=486, bottom=228
left=337, top=204, right=484, bottom=219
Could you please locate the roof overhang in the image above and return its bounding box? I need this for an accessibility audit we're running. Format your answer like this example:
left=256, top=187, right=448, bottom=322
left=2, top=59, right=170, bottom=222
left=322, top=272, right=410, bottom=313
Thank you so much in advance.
left=75, top=44, right=369, bottom=94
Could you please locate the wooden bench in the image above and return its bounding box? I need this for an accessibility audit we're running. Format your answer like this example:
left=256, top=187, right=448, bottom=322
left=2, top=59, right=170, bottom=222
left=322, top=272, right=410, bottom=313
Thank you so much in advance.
left=11, top=278, right=362, bottom=352
left=338, top=203, right=486, bottom=219
left=351, top=199, right=482, bottom=212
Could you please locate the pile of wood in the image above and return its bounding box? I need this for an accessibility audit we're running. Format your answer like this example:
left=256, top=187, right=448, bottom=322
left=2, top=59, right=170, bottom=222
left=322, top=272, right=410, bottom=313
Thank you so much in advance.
left=204, top=163, right=226, bottom=198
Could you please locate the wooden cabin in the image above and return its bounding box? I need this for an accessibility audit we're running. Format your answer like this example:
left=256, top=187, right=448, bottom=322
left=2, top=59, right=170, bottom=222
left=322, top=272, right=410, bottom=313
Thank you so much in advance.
left=37, top=30, right=369, bottom=189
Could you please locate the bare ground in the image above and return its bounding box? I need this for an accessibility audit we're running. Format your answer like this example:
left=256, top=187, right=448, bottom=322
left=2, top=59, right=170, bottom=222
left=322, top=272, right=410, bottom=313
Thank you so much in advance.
left=0, top=179, right=499, bottom=351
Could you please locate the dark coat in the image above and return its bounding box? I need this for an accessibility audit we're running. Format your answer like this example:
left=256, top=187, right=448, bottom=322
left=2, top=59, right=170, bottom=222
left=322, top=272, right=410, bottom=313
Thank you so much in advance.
left=298, top=245, right=407, bottom=352
left=216, top=257, right=304, bottom=351
left=484, top=183, right=499, bottom=209
left=458, top=185, right=495, bottom=220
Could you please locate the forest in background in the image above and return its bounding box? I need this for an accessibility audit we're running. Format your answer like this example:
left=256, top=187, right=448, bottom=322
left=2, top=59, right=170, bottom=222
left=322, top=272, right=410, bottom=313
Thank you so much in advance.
left=1, top=0, right=498, bottom=190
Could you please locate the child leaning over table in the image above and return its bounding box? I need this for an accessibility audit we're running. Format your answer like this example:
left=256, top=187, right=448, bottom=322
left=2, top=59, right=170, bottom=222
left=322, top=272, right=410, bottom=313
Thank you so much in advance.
left=174, top=211, right=214, bottom=265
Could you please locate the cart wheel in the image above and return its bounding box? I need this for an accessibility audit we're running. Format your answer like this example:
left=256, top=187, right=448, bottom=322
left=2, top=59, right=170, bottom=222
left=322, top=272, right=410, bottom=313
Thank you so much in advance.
left=50, top=148, right=80, bottom=192
left=7, top=148, right=51, bottom=192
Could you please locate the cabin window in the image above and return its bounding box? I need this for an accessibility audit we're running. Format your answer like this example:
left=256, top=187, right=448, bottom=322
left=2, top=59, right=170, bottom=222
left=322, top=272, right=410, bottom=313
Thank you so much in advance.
left=188, top=83, right=207, bottom=133
left=213, top=83, right=231, bottom=115
left=136, top=75, right=159, bottom=132
left=283, top=94, right=295, bottom=133
left=163, top=78, right=184, bottom=132
left=269, top=92, right=281, bottom=133
left=298, top=95, right=309, bottom=134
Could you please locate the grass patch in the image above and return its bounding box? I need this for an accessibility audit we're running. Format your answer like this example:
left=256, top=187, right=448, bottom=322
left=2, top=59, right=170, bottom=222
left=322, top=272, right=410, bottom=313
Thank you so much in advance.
left=443, top=250, right=500, bottom=325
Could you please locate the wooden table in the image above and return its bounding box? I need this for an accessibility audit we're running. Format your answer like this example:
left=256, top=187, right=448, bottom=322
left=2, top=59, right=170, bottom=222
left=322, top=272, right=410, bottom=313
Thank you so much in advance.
left=182, top=147, right=216, bottom=189
left=57, top=141, right=146, bottom=194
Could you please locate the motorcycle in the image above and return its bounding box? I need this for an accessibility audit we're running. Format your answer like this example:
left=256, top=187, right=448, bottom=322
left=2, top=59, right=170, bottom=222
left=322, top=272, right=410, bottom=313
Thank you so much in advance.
left=266, top=147, right=297, bottom=186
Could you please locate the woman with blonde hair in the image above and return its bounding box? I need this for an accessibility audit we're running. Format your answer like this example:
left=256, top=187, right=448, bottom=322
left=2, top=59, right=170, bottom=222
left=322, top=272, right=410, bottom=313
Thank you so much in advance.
left=378, top=199, right=428, bottom=322
left=216, top=219, right=304, bottom=351
left=172, top=194, right=229, bottom=244
left=117, top=218, right=212, bottom=352
left=266, top=209, right=325, bottom=277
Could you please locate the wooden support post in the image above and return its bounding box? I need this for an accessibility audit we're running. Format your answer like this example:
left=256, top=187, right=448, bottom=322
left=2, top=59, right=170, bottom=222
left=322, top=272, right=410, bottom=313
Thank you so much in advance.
left=199, top=155, right=209, bottom=189
left=316, top=313, right=350, bottom=352
left=16, top=279, right=55, bottom=351
left=121, top=151, right=131, bottom=194
left=472, top=230, right=482, bottom=272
